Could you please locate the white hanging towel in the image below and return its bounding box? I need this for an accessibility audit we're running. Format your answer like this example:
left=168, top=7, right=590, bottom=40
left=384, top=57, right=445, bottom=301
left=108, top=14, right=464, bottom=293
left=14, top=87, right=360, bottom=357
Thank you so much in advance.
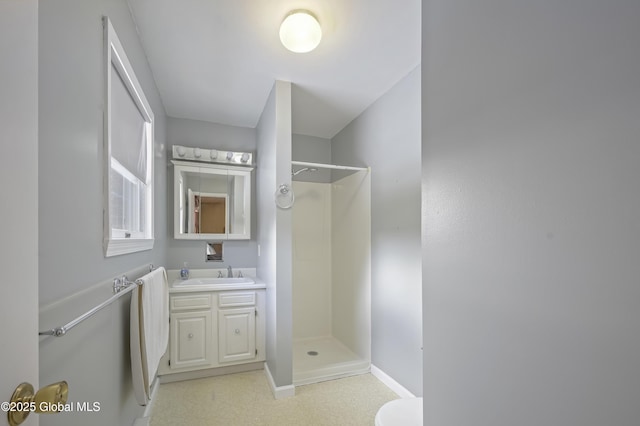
left=130, top=267, right=169, bottom=405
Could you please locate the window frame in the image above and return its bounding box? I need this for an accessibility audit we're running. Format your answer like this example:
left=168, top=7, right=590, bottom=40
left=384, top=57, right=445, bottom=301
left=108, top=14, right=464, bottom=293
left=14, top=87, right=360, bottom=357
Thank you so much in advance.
left=103, top=17, right=154, bottom=257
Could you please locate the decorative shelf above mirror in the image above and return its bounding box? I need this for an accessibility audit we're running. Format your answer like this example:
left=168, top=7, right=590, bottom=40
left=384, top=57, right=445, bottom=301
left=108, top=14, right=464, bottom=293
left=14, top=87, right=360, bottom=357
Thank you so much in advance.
left=171, top=148, right=253, bottom=240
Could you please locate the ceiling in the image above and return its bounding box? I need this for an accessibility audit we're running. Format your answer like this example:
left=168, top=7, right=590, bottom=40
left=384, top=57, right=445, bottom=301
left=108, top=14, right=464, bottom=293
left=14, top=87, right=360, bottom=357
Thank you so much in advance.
left=128, top=0, right=421, bottom=139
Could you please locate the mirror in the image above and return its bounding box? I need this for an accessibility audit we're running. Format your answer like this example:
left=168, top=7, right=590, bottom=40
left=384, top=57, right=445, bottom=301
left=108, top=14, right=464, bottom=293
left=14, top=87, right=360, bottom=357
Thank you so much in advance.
left=173, top=161, right=252, bottom=240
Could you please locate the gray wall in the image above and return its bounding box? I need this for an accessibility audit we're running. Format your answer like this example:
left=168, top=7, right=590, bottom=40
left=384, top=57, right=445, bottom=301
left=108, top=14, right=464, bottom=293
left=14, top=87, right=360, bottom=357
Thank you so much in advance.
left=167, top=116, right=256, bottom=153
left=422, top=1, right=640, bottom=424
left=38, top=0, right=167, bottom=424
left=292, top=133, right=332, bottom=183
left=256, top=81, right=293, bottom=388
left=39, top=1, right=167, bottom=305
left=332, top=66, right=422, bottom=396
left=0, top=0, right=40, bottom=416
left=166, top=116, right=258, bottom=269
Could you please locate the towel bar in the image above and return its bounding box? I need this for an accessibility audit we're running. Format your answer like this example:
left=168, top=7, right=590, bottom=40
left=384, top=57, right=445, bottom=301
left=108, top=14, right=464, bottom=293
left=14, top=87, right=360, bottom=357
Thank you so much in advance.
left=38, top=266, right=152, bottom=337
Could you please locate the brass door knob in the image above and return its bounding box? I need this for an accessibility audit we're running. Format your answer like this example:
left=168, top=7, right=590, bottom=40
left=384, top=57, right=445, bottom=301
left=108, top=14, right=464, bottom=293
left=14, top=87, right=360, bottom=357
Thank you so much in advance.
left=7, top=381, right=68, bottom=426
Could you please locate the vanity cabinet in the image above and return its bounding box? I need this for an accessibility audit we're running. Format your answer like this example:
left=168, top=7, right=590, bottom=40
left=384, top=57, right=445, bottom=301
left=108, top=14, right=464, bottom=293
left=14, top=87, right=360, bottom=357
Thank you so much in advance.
left=218, top=292, right=257, bottom=363
left=218, top=307, right=256, bottom=363
left=160, top=289, right=265, bottom=378
left=169, top=294, right=213, bottom=370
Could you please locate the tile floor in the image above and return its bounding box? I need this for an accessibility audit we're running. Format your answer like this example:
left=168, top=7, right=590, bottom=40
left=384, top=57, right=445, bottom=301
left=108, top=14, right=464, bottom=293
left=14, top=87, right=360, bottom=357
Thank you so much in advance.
left=150, top=370, right=399, bottom=426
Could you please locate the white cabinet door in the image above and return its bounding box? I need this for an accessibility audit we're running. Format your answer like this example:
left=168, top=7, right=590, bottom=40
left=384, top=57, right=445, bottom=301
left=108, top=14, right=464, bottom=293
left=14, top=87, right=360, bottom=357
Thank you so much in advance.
left=218, top=307, right=256, bottom=363
left=170, top=311, right=213, bottom=369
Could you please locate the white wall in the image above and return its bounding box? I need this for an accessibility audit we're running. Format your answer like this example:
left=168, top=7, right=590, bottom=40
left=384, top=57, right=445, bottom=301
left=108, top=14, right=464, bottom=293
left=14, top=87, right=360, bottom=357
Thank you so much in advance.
left=332, top=67, right=422, bottom=396
left=256, top=81, right=293, bottom=388
left=292, top=182, right=333, bottom=339
left=166, top=116, right=257, bottom=269
left=422, top=1, right=640, bottom=424
left=38, top=1, right=167, bottom=424
left=0, top=2, right=39, bottom=424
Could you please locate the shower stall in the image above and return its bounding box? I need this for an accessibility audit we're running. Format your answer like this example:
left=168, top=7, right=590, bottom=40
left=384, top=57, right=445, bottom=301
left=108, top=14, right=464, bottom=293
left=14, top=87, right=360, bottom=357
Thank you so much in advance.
left=290, top=161, right=371, bottom=385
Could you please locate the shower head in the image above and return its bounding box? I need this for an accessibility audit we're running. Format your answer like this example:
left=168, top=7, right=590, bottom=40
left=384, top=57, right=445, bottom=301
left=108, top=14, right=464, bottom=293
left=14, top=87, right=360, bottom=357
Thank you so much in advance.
left=291, top=167, right=319, bottom=176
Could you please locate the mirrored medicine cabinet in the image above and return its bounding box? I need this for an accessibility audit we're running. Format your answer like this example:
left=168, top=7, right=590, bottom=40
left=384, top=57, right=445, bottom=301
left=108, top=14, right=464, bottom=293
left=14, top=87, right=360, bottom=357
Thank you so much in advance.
left=172, top=160, right=252, bottom=240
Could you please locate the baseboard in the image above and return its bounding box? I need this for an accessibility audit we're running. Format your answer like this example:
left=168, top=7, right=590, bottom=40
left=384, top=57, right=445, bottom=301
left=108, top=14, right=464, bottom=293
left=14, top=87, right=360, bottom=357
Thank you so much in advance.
left=145, top=378, right=160, bottom=416
left=371, top=364, right=415, bottom=398
left=264, top=362, right=295, bottom=399
left=132, top=378, right=160, bottom=425
left=133, top=418, right=150, bottom=426
left=159, top=361, right=264, bottom=384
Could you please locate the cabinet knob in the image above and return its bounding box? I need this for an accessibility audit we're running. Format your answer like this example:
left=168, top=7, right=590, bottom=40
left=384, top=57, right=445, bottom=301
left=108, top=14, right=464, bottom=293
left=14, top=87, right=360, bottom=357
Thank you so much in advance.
left=188, top=333, right=194, bottom=339
left=234, top=329, right=240, bottom=335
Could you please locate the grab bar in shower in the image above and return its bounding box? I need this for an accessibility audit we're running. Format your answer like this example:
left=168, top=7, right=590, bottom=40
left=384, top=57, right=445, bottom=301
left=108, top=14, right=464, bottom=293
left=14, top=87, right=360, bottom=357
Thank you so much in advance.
left=39, top=264, right=154, bottom=337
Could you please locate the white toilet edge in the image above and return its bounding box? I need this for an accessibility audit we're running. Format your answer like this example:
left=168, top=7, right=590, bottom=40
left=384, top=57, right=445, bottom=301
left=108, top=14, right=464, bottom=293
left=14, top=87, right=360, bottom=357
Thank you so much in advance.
left=375, top=397, right=423, bottom=426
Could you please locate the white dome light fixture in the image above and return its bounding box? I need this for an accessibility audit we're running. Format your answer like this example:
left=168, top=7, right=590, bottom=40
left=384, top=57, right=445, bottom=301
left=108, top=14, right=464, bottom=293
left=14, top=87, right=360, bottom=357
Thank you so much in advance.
left=279, top=10, right=322, bottom=53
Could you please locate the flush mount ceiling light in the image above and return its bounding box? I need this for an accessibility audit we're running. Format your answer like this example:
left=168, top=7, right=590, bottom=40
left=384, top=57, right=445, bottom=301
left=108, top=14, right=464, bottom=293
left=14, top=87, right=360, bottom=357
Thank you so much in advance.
left=279, top=10, right=322, bottom=53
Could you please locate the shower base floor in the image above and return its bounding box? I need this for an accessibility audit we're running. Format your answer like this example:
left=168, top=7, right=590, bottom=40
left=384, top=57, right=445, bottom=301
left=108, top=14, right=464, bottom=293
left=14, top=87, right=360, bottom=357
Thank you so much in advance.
left=293, top=336, right=370, bottom=386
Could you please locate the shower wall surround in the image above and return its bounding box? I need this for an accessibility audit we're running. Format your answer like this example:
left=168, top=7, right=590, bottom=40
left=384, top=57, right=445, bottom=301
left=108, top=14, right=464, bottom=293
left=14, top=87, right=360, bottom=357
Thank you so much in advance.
left=293, top=182, right=333, bottom=339
left=292, top=170, right=371, bottom=385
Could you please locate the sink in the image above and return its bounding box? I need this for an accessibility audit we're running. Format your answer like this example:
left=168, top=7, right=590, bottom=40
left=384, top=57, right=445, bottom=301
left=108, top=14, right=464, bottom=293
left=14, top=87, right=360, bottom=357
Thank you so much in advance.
left=174, top=277, right=255, bottom=286
left=170, top=276, right=264, bottom=293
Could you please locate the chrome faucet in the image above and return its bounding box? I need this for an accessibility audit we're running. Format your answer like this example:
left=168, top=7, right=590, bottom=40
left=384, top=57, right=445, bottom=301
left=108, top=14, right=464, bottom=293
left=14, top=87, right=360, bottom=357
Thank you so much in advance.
left=227, top=265, right=233, bottom=278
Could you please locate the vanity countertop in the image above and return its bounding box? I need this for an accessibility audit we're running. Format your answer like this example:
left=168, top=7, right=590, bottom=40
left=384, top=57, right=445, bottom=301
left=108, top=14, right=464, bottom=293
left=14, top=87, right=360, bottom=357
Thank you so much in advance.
left=169, top=274, right=265, bottom=293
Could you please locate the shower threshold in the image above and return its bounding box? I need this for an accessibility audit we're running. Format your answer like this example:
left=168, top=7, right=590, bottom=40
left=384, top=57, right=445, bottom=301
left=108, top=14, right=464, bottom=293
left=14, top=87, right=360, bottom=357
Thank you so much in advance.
left=293, top=336, right=370, bottom=386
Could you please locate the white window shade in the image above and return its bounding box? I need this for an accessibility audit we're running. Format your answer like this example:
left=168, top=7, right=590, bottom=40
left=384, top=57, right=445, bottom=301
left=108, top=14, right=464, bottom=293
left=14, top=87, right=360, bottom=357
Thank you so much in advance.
left=110, top=63, right=147, bottom=183
left=103, top=17, right=154, bottom=257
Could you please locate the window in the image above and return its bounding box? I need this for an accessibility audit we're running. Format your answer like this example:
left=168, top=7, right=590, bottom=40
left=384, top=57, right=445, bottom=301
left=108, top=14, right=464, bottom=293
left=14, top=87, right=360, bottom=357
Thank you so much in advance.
left=103, top=17, right=154, bottom=256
